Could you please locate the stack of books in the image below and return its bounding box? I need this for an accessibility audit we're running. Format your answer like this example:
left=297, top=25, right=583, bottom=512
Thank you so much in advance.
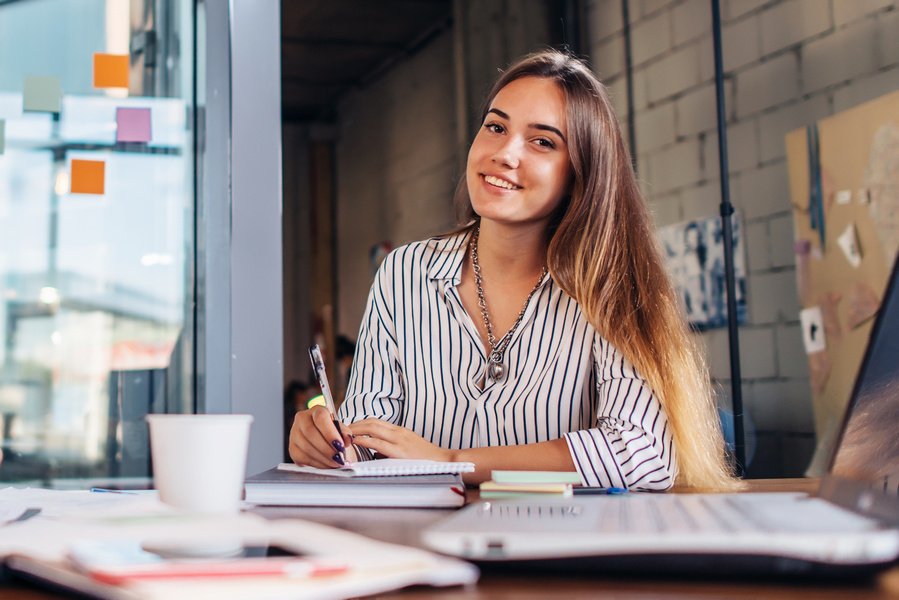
left=478, top=471, right=583, bottom=498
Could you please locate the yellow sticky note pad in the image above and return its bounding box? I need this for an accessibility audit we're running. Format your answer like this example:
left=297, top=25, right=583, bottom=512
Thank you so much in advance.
left=70, top=159, right=105, bottom=195
left=93, top=53, right=129, bottom=89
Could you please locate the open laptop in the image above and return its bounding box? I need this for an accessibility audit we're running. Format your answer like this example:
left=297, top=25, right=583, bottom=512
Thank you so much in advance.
left=422, top=257, right=899, bottom=578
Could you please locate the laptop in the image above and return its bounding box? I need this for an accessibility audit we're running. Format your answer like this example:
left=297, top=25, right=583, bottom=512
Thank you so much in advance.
left=422, top=257, right=899, bottom=578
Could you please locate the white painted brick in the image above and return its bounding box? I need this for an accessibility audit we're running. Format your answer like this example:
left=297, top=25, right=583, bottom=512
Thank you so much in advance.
left=747, top=378, right=814, bottom=431
left=593, top=34, right=625, bottom=79
left=649, top=138, right=703, bottom=191
left=640, top=0, right=673, bottom=18
left=776, top=324, right=809, bottom=379
left=802, top=18, right=879, bottom=94
left=734, top=161, right=791, bottom=219
left=768, top=213, right=797, bottom=268
left=703, top=328, right=732, bottom=379
left=589, top=0, right=624, bottom=41
left=648, top=192, right=683, bottom=226
left=725, top=0, right=769, bottom=20
left=745, top=219, right=770, bottom=271
left=646, top=43, right=702, bottom=102
left=723, top=13, right=762, bottom=71
left=633, top=66, right=651, bottom=110
left=605, top=75, right=628, bottom=116
left=673, top=0, right=710, bottom=46
left=747, top=270, right=800, bottom=324
left=676, top=81, right=735, bottom=136
left=758, top=95, right=832, bottom=162
left=833, top=0, right=895, bottom=26
left=737, top=327, right=778, bottom=378
left=680, top=182, right=721, bottom=220
left=877, top=7, right=899, bottom=69
left=698, top=35, right=716, bottom=83
left=632, top=10, right=673, bottom=66
left=833, top=65, right=899, bottom=112
left=726, top=118, right=759, bottom=172
left=760, top=0, right=832, bottom=56
left=635, top=101, right=676, bottom=151
left=736, top=52, right=800, bottom=117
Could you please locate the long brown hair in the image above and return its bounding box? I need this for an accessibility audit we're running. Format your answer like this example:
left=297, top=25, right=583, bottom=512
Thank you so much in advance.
left=453, top=49, right=736, bottom=490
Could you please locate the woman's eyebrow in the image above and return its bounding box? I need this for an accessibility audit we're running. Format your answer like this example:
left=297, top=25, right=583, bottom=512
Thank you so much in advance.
left=486, top=108, right=566, bottom=142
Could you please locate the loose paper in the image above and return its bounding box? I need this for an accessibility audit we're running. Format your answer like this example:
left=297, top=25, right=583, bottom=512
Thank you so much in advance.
left=93, top=53, right=129, bottom=89
left=23, top=75, right=62, bottom=113
left=800, top=306, right=826, bottom=354
left=70, top=159, right=105, bottom=195
left=818, top=292, right=843, bottom=344
left=847, top=282, right=880, bottom=328
left=0, top=119, right=4, bottom=154
left=836, top=223, right=862, bottom=268
left=116, top=107, right=151, bottom=143
left=835, top=189, right=852, bottom=205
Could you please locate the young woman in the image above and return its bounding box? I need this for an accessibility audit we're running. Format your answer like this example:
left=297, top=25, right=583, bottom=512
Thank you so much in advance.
left=289, top=50, right=735, bottom=491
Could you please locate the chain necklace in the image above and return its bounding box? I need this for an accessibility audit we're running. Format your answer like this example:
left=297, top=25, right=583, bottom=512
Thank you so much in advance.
left=470, top=226, right=548, bottom=382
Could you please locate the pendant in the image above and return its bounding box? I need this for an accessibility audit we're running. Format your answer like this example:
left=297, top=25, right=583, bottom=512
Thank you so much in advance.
left=488, top=353, right=505, bottom=381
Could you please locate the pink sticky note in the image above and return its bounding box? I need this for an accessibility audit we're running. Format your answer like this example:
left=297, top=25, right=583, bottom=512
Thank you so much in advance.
left=116, top=107, right=151, bottom=143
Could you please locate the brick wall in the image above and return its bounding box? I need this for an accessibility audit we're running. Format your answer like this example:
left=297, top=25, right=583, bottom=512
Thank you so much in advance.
left=587, top=0, right=899, bottom=475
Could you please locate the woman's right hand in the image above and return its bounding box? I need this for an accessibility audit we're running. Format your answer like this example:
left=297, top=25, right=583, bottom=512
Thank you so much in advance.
left=288, top=406, right=356, bottom=468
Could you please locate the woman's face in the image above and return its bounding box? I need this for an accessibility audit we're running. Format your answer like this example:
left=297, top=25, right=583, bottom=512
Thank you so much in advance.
left=466, top=76, right=573, bottom=229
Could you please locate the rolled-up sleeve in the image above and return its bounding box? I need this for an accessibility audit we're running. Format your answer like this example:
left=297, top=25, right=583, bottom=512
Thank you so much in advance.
left=563, top=337, right=676, bottom=491
left=338, top=253, right=405, bottom=459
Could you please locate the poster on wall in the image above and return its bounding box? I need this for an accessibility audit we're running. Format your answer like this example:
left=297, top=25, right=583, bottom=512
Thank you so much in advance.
left=658, top=214, right=747, bottom=331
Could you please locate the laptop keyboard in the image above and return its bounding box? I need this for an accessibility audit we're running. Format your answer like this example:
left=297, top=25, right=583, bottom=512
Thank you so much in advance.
left=469, top=493, right=879, bottom=535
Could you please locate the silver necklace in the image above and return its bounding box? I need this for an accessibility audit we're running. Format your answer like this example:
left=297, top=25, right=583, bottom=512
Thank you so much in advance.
left=470, top=226, right=548, bottom=381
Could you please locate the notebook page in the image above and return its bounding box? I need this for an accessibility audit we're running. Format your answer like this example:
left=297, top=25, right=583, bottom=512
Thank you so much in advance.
left=278, top=459, right=475, bottom=478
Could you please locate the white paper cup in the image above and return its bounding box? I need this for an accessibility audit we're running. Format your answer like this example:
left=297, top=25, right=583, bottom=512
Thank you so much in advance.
left=146, top=414, right=253, bottom=514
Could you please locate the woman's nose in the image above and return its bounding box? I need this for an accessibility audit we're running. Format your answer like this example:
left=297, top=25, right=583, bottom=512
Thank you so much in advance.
left=491, top=138, right=522, bottom=169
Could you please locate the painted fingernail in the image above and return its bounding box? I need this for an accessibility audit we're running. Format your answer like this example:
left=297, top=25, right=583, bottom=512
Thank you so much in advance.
left=332, top=440, right=345, bottom=453
left=332, top=453, right=345, bottom=466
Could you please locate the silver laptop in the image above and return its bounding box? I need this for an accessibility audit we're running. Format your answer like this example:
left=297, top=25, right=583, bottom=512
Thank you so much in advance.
left=423, top=258, right=899, bottom=578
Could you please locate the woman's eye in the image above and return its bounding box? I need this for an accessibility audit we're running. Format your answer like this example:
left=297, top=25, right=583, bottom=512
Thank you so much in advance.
left=484, top=123, right=504, bottom=134
left=535, top=138, right=555, bottom=149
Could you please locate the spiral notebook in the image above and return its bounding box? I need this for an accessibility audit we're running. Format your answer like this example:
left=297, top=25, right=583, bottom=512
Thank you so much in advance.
left=277, top=459, right=475, bottom=478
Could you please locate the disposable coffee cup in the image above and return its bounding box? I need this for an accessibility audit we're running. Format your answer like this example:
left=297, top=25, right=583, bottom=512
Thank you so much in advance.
left=146, top=414, right=253, bottom=514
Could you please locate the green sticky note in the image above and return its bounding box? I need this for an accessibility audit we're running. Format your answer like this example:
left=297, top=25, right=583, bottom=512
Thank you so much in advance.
left=491, top=471, right=583, bottom=484
left=0, top=120, right=4, bottom=154
left=23, top=76, right=62, bottom=113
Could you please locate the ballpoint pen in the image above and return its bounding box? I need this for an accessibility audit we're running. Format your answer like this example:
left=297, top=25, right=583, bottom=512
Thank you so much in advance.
left=308, top=344, right=348, bottom=465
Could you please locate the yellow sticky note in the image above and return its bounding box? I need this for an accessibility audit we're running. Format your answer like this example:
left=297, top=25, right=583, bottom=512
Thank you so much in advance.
left=70, top=159, right=106, bottom=195
left=93, top=53, right=129, bottom=89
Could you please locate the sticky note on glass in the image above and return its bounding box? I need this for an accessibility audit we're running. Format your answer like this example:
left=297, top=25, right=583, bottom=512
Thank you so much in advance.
left=70, top=159, right=105, bottom=195
left=23, top=76, right=62, bottom=113
left=837, top=223, right=862, bottom=268
left=800, top=306, right=826, bottom=354
left=0, top=120, right=5, bottom=155
left=116, top=107, right=151, bottom=143
left=93, top=53, right=129, bottom=89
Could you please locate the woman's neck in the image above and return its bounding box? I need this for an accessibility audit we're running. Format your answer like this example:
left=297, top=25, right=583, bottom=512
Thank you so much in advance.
left=473, top=220, right=548, bottom=282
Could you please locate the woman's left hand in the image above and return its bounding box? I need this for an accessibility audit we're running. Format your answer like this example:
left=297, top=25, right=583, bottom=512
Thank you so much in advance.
left=347, top=419, right=453, bottom=461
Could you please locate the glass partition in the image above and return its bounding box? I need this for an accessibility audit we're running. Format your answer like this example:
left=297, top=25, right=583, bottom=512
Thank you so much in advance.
left=0, top=0, right=196, bottom=486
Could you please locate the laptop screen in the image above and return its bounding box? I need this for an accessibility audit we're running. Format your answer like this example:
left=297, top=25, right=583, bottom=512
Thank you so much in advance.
left=830, top=256, right=899, bottom=494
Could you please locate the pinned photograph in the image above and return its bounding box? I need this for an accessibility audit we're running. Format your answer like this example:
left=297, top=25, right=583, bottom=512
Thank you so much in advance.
left=800, top=306, right=826, bottom=354
left=837, top=223, right=862, bottom=268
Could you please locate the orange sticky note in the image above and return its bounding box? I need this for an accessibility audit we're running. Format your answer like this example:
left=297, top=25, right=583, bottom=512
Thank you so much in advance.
left=70, top=159, right=105, bottom=195
left=93, top=53, right=129, bottom=89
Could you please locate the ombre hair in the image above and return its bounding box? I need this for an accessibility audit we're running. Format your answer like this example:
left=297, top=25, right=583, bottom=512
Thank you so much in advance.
left=452, top=49, right=737, bottom=490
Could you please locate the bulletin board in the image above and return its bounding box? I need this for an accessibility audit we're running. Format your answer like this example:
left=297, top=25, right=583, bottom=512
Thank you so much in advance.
left=785, top=90, right=899, bottom=475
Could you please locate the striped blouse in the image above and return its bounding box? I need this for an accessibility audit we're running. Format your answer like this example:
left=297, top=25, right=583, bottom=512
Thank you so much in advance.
left=338, top=231, right=676, bottom=491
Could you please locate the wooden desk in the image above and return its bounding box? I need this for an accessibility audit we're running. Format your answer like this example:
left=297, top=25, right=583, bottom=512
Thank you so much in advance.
left=4, top=479, right=899, bottom=599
